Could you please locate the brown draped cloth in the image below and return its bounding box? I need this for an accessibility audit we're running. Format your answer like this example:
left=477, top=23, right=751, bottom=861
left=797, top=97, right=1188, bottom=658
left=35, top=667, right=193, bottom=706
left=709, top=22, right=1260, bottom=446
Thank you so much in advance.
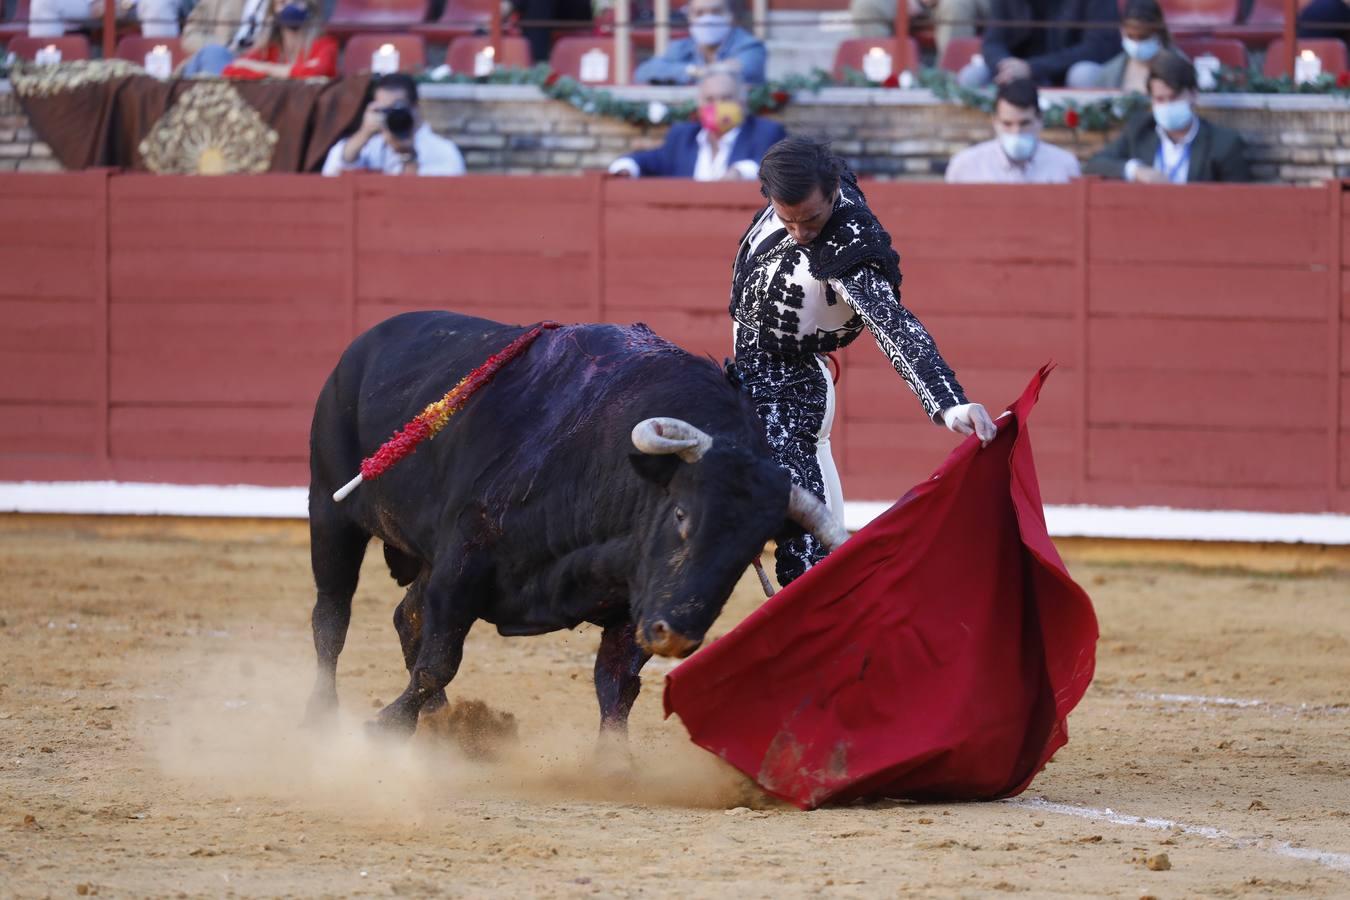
left=9, top=61, right=370, bottom=173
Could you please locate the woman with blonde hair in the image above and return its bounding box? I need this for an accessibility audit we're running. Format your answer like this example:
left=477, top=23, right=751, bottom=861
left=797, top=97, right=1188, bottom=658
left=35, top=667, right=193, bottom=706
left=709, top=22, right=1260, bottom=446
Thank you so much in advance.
left=221, top=0, right=338, bottom=79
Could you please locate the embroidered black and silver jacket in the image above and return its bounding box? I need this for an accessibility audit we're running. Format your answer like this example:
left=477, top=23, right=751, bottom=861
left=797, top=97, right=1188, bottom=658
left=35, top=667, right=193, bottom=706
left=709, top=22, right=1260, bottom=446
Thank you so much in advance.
left=729, top=173, right=967, bottom=422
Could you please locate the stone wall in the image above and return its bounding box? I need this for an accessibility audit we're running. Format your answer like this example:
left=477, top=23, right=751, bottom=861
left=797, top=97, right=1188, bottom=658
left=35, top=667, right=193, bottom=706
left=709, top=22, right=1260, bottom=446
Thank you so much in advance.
left=3, top=80, right=1349, bottom=183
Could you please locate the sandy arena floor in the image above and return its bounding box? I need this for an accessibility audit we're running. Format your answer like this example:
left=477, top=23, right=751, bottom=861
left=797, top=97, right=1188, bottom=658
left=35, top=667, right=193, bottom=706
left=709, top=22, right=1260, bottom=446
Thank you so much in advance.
left=1, top=514, right=1348, bottom=898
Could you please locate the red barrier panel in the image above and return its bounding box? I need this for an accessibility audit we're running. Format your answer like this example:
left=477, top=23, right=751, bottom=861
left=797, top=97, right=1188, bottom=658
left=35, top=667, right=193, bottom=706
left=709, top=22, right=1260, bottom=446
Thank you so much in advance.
left=1, top=172, right=1345, bottom=515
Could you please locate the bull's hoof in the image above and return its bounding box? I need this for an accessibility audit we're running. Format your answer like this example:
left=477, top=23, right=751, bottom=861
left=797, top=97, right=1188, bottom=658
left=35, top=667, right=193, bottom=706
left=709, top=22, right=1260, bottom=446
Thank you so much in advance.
left=419, top=689, right=449, bottom=717
left=593, top=729, right=635, bottom=780
left=301, top=692, right=339, bottom=731
left=366, top=703, right=419, bottom=740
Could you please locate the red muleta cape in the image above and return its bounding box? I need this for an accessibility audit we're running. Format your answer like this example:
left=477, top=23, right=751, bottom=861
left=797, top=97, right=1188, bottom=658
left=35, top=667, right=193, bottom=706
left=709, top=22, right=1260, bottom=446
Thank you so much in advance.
left=663, top=365, right=1098, bottom=810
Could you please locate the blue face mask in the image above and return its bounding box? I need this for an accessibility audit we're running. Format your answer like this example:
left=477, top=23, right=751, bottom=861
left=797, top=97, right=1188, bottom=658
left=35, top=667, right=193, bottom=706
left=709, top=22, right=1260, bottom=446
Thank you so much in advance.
left=1122, top=35, right=1161, bottom=61
left=276, top=2, right=309, bottom=28
left=1152, top=97, right=1193, bottom=132
left=999, top=131, right=1038, bottom=162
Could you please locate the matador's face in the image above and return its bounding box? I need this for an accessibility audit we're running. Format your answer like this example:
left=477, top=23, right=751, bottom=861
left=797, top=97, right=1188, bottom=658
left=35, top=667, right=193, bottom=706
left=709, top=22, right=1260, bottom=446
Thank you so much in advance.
left=769, top=186, right=838, bottom=247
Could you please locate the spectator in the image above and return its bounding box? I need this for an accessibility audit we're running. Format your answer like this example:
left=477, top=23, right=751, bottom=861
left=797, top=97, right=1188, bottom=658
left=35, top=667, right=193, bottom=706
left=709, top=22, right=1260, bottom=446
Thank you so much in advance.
left=945, top=78, right=1080, bottom=183
left=29, top=0, right=179, bottom=38
left=608, top=66, right=784, bottom=180
left=851, top=0, right=992, bottom=61
left=634, top=0, right=766, bottom=85
left=220, top=0, right=337, bottom=80
left=180, top=0, right=272, bottom=75
left=1068, top=0, right=1184, bottom=92
left=1085, top=50, right=1250, bottom=183
left=178, top=0, right=269, bottom=77
left=1298, top=0, right=1350, bottom=50
left=323, top=73, right=467, bottom=177
left=958, top=0, right=1120, bottom=87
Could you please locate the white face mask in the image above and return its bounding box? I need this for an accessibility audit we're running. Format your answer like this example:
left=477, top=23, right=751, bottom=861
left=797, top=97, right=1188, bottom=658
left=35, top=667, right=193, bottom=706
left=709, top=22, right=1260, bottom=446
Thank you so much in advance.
left=1152, top=97, right=1194, bottom=131
left=689, top=13, right=733, bottom=47
left=998, top=131, right=1038, bottom=162
left=1121, top=35, right=1161, bottom=61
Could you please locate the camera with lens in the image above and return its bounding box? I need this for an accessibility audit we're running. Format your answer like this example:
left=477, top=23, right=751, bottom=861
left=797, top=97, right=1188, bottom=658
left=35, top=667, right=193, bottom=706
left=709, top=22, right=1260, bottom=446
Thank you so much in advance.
left=382, top=103, right=415, bottom=141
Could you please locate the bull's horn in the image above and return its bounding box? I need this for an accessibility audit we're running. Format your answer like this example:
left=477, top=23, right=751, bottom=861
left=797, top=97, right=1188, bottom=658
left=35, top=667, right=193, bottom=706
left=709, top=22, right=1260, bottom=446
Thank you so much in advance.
left=787, top=484, right=849, bottom=552
left=631, top=418, right=713, bottom=463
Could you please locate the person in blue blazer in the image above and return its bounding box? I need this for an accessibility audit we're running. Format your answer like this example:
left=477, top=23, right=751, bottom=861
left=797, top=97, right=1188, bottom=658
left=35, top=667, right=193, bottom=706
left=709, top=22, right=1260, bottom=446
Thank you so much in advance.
left=608, top=67, right=787, bottom=181
left=634, top=0, right=767, bottom=84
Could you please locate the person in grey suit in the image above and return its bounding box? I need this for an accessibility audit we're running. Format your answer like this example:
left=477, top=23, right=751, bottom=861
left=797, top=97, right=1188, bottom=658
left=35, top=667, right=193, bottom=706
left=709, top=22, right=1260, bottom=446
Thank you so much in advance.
left=1085, top=50, right=1250, bottom=184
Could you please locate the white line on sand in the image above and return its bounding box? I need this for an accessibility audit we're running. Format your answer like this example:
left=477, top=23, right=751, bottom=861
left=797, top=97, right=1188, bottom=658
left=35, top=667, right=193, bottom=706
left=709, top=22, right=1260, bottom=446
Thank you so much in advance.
left=1132, top=692, right=1350, bottom=716
left=1006, top=797, right=1350, bottom=875
left=4, top=482, right=1350, bottom=544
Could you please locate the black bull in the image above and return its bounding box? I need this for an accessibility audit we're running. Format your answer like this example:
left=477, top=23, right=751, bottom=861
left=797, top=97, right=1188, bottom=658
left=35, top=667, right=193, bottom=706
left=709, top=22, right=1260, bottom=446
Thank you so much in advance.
left=306, top=311, right=845, bottom=737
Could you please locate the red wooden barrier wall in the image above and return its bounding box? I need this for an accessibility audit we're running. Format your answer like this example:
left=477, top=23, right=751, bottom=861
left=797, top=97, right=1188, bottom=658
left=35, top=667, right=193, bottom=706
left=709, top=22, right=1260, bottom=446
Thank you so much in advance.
left=2, top=172, right=1346, bottom=514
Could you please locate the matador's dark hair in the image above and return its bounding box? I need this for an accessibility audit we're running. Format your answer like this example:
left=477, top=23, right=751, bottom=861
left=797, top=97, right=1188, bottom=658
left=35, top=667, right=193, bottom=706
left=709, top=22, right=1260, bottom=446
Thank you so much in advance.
left=758, top=137, right=847, bottom=205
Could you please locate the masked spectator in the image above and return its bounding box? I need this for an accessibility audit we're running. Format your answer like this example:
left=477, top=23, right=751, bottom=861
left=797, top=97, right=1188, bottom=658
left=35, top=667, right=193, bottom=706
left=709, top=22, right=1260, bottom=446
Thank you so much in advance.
left=220, top=0, right=337, bottom=80
left=607, top=66, right=784, bottom=180
left=1068, top=0, right=1185, bottom=92
left=1085, top=50, right=1249, bottom=183
left=945, top=78, right=1080, bottom=183
left=851, top=0, right=992, bottom=61
left=29, top=0, right=179, bottom=38
left=178, top=0, right=270, bottom=77
left=634, top=0, right=766, bottom=85
left=958, top=0, right=1120, bottom=87
left=323, top=73, right=467, bottom=177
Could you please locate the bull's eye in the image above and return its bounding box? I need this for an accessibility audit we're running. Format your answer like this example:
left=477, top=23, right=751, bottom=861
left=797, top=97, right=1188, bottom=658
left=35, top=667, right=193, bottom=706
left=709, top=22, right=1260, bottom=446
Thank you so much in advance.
left=673, top=506, right=687, bottom=523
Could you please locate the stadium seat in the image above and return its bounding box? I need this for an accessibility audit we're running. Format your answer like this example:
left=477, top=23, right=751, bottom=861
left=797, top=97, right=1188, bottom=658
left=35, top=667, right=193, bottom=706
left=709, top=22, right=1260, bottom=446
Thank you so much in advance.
left=1261, top=36, right=1348, bottom=76
left=1214, top=0, right=1316, bottom=49
left=6, top=33, right=91, bottom=61
left=1174, top=35, right=1248, bottom=69
left=113, top=34, right=187, bottom=68
left=1157, top=0, right=1239, bottom=32
left=548, top=36, right=633, bottom=84
left=0, top=0, right=32, bottom=41
left=326, top=0, right=429, bottom=39
left=592, top=8, right=687, bottom=51
left=341, top=32, right=427, bottom=74
left=413, top=0, right=497, bottom=43
left=445, top=35, right=531, bottom=74
left=832, top=37, right=920, bottom=81
left=939, top=34, right=981, bottom=72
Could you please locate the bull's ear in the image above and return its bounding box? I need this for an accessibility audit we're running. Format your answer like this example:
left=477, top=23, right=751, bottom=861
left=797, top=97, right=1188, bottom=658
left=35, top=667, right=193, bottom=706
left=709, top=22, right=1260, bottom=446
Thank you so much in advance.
left=628, top=453, right=680, bottom=488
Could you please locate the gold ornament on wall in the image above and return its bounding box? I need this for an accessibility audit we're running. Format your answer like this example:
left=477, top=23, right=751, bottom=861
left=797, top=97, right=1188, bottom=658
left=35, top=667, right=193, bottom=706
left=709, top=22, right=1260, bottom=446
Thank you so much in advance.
left=139, top=82, right=279, bottom=175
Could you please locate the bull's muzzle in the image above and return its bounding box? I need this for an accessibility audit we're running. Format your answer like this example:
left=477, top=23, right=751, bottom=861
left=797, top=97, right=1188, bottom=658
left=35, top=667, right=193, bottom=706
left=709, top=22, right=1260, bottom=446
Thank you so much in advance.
left=639, top=620, right=701, bottom=658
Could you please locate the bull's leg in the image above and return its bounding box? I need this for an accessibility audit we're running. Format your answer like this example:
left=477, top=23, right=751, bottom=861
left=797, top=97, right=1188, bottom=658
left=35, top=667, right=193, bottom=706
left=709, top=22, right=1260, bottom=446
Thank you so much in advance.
left=372, top=565, right=476, bottom=737
left=595, top=621, right=651, bottom=735
left=304, top=516, right=370, bottom=726
left=392, top=576, right=448, bottom=716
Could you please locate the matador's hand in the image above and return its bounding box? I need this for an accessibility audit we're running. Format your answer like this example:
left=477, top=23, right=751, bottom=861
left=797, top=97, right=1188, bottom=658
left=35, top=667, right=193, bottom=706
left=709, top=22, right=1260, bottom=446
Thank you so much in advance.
left=942, top=403, right=999, bottom=447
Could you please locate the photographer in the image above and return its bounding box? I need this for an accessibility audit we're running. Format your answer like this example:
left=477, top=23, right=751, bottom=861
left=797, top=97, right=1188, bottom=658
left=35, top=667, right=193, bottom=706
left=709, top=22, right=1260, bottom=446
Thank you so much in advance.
left=322, top=74, right=466, bottom=177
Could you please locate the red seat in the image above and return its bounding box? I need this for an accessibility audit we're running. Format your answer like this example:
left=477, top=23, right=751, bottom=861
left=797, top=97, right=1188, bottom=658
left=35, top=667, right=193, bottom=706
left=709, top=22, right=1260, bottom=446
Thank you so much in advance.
left=832, top=37, right=920, bottom=81
left=445, top=34, right=531, bottom=73
left=548, top=36, right=633, bottom=84
left=592, top=8, right=687, bottom=50
left=326, top=0, right=429, bottom=38
left=939, top=34, right=981, bottom=72
left=6, top=33, right=91, bottom=60
left=1215, top=0, right=1315, bottom=49
left=1157, top=0, right=1239, bottom=32
left=340, top=32, right=427, bottom=74
left=113, top=34, right=187, bottom=68
left=1, top=0, right=32, bottom=40
left=1262, top=36, right=1348, bottom=76
left=412, top=0, right=496, bottom=43
left=1174, top=35, right=1248, bottom=68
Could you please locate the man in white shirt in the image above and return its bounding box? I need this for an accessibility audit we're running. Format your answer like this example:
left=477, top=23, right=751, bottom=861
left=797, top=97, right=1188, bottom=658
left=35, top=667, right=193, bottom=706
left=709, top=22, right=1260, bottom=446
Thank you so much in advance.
left=945, top=78, right=1081, bottom=184
left=323, top=74, right=467, bottom=178
left=607, top=66, right=786, bottom=181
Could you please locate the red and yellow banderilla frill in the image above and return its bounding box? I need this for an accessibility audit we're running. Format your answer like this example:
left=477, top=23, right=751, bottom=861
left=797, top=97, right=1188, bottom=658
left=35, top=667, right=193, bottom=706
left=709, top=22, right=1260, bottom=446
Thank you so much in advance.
left=332, top=322, right=561, bottom=502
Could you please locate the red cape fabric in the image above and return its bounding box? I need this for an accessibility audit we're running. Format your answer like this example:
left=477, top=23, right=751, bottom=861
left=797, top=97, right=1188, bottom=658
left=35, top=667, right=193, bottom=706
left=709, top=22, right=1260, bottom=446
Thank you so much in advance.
left=663, top=365, right=1098, bottom=809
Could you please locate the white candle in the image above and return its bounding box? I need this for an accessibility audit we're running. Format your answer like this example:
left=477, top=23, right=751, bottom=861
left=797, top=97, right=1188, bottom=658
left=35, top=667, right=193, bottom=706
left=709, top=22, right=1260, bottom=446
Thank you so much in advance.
left=371, top=43, right=400, bottom=75
left=144, top=44, right=172, bottom=79
left=35, top=44, right=62, bottom=66
left=862, top=46, right=892, bottom=83
left=579, top=48, right=610, bottom=83
left=473, top=44, right=495, bottom=77
left=1194, top=53, right=1220, bottom=90
left=1294, top=49, right=1321, bottom=85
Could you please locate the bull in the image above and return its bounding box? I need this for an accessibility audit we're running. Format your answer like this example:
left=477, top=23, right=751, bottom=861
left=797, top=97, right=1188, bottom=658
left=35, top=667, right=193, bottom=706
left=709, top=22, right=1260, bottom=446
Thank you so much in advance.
left=305, top=311, right=845, bottom=738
